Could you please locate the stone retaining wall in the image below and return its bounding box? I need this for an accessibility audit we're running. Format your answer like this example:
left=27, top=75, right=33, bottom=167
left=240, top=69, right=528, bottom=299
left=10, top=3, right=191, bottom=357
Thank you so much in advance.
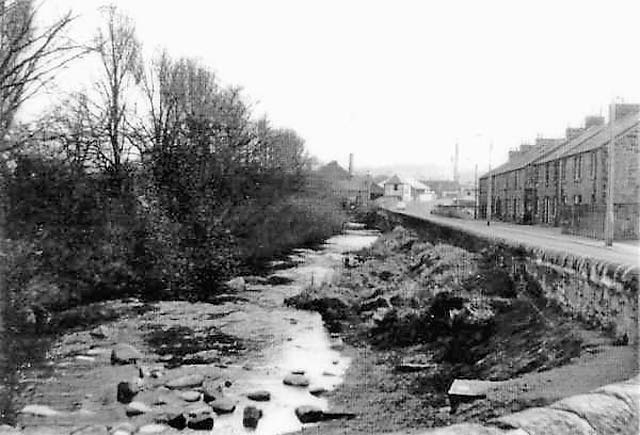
left=386, top=212, right=639, bottom=344
left=418, top=375, right=639, bottom=435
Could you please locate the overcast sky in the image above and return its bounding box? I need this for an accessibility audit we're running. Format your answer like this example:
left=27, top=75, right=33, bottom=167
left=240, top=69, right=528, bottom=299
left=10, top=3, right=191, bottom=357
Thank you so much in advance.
left=32, top=0, right=640, bottom=175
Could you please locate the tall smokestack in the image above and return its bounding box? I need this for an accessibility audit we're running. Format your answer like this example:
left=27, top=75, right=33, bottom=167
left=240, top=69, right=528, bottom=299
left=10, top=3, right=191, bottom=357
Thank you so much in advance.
left=348, top=153, right=354, bottom=177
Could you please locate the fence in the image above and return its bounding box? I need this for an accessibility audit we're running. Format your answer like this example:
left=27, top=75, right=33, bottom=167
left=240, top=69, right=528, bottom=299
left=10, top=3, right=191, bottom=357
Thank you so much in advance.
left=558, top=203, right=639, bottom=240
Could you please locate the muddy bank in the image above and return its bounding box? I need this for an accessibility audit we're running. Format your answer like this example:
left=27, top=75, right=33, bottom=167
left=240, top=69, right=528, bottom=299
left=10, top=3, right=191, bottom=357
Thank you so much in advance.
left=0, top=229, right=379, bottom=434
left=287, top=225, right=639, bottom=433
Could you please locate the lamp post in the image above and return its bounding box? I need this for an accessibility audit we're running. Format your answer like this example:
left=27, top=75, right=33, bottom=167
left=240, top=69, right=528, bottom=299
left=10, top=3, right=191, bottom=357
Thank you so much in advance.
left=486, top=141, right=493, bottom=226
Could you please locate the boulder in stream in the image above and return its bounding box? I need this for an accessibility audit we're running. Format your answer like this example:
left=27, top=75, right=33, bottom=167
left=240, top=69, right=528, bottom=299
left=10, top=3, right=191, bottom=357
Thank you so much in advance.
left=111, top=344, right=142, bottom=365
left=225, top=277, right=246, bottom=292
left=117, top=381, right=140, bottom=404
left=247, top=390, right=271, bottom=402
left=89, top=325, right=110, bottom=339
left=186, top=404, right=214, bottom=430
left=165, top=374, right=204, bottom=390
left=283, top=374, right=310, bottom=387
left=209, top=397, right=236, bottom=414
left=243, top=406, right=263, bottom=428
left=20, top=404, right=63, bottom=417
left=295, top=405, right=324, bottom=423
left=125, top=401, right=151, bottom=416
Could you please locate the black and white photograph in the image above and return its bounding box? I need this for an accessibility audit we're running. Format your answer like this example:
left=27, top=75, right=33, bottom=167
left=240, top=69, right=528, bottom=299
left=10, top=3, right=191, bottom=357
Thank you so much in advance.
left=0, top=1, right=638, bottom=434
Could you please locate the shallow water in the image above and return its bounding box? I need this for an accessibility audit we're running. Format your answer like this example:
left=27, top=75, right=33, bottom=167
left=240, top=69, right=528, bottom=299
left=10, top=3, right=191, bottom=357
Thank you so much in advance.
left=0, top=227, right=379, bottom=433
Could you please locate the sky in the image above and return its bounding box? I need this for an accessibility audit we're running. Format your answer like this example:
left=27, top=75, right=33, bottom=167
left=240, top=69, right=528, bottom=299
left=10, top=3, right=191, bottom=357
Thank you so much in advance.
left=27, top=0, right=640, bottom=177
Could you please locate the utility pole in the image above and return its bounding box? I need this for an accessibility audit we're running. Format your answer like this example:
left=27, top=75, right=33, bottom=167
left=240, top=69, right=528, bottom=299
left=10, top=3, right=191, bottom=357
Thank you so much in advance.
left=486, top=141, right=493, bottom=226
left=474, top=163, right=478, bottom=219
left=604, top=103, right=616, bottom=246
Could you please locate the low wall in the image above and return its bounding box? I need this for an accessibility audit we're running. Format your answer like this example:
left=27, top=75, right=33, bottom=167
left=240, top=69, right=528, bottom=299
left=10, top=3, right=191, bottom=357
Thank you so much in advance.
left=386, top=212, right=639, bottom=344
left=416, top=375, right=640, bottom=435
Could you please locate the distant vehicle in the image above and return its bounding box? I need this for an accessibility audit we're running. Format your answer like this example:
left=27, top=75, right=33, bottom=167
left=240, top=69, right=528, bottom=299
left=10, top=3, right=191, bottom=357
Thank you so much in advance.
left=395, top=201, right=406, bottom=210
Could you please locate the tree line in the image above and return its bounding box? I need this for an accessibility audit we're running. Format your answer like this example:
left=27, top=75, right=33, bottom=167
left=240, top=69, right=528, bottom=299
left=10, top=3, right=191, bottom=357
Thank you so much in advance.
left=0, top=1, right=346, bottom=330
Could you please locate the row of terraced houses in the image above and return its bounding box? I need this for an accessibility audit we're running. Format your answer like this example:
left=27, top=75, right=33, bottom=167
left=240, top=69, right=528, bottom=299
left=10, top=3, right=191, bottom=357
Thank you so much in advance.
left=478, top=103, right=640, bottom=240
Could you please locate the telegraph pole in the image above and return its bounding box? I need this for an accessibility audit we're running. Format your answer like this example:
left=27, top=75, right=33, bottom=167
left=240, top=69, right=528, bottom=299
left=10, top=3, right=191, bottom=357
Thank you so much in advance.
left=474, top=163, right=478, bottom=219
left=604, top=103, right=616, bottom=246
left=486, top=141, right=493, bottom=226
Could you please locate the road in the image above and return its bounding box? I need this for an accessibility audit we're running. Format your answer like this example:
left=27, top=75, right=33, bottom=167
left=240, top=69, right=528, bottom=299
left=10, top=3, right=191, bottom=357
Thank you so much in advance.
left=386, top=202, right=640, bottom=269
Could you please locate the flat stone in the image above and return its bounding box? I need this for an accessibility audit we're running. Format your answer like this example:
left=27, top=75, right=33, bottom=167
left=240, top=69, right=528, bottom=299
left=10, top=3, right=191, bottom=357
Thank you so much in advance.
left=111, top=344, right=142, bottom=365
left=291, top=369, right=306, bottom=375
left=109, top=422, right=136, bottom=435
left=125, top=401, right=151, bottom=416
left=75, top=355, right=96, bottom=363
left=137, top=424, right=170, bottom=434
left=448, top=379, right=502, bottom=399
left=209, top=397, right=236, bottom=414
left=243, top=406, right=263, bottom=429
left=309, top=386, right=328, bottom=397
left=186, top=404, right=214, bottom=430
left=85, top=348, right=110, bottom=356
left=69, top=425, right=107, bottom=435
left=247, top=391, right=271, bottom=402
left=550, top=392, right=635, bottom=435
left=295, top=405, right=324, bottom=423
left=20, top=404, right=63, bottom=417
left=152, top=406, right=186, bottom=430
left=226, top=277, right=246, bottom=292
left=494, top=407, right=597, bottom=435
left=89, top=325, right=109, bottom=339
left=179, top=391, right=201, bottom=402
left=202, top=382, right=225, bottom=403
left=165, top=374, right=204, bottom=389
left=283, top=374, right=310, bottom=387
left=396, top=362, right=437, bottom=373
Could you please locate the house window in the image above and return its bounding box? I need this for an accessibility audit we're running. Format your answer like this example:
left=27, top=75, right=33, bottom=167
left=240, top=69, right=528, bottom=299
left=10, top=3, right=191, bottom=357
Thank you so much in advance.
left=590, top=151, right=597, bottom=178
left=514, top=171, right=518, bottom=189
left=574, top=155, right=582, bottom=181
left=545, top=163, right=550, bottom=186
left=394, top=184, right=399, bottom=191
left=561, top=159, right=567, bottom=180
left=574, top=194, right=582, bottom=204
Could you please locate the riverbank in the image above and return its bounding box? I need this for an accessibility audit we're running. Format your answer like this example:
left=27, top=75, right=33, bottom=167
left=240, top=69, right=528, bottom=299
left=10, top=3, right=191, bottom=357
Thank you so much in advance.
left=287, top=225, right=639, bottom=434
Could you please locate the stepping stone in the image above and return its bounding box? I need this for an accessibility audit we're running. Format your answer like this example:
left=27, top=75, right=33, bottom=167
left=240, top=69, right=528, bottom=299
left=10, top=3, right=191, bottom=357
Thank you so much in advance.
left=179, top=391, right=201, bottom=402
left=209, top=397, right=236, bottom=414
left=243, top=406, right=263, bottom=429
left=137, top=424, right=170, bottom=434
left=309, top=386, right=328, bottom=397
left=295, top=405, right=324, bottom=423
left=125, top=401, right=151, bottom=416
left=165, top=374, right=204, bottom=389
left=111, top=344, right=142, bottom=365
left=186, top=404, right=214, bottom=430
left=283, top=374, right=310, bottom=387
left=247, top=391, right=271, bottom=402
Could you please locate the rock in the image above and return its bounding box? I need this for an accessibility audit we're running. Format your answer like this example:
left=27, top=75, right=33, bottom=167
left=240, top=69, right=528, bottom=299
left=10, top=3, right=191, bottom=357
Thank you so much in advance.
left=70, top=425, right=108, bottom=435
left=243, top=276, right=268, bottom=285
left=359, top=296, right=391, bottom=312
left=136, top=424, right=169, bottom=434
left=85, top=347, right=110, bottom=356
left=111, top=344, right=142, bottom=365
left=309, top=386, right=328, bottom=397
left=75, top=355, right=96, bottom=363
left=186, top=404, right=214, bottom=430
left=20, top=404, right=63, bottom=417
left=224, top=380, right=233, bottom=388
left=209, top=397, right=236, bottom=414
left=0, top=424, right=21, bottom=435
left=494, top=406, right=596, bottom=435
left=265, top=275, right=294, bottom=285
left=181, top=350, right=218, bottom=365
left=152, top=406, right=186, bottom=430
left=283, top=374, right=310, bottom=387
left=158, top=355, right=173, bottom=363
left=396, top=362, right=437, bottom=373
left=448, top=379, right=503, bottom=407
left=225, top=277, right=246, bottom=292
left=89, top=325, right=110, bottom=339
left=247, top=390, right=271, bottom=402
left=125, top=401, right=151, bottom=416
left=165, top=374, right=204, bottom=389
left=322, top=371, right=336, bottom=377
left=179, top=391, right=201, bottom=402
left=291, top=369, right=305, bottom=375
left=550, top=392, right=636, bottom=435
left=295, top=405, right=324, bottom=423
left=243, top=406, right=263, bottom=429
left=329, top=338, right=345, bottom=350
left=202, top=382, right=225, bottom=403
left=117, top=381, right=139, bottom=404
left=109, top=422, right=136, bottom=435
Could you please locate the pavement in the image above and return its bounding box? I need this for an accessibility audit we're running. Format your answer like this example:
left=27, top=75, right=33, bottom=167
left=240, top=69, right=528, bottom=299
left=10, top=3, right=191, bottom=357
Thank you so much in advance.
left=385, top=202, right=640, bottom=269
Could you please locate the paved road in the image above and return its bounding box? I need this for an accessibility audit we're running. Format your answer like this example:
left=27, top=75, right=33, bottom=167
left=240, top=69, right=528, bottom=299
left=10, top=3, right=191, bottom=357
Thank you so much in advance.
left=386, top=202, right=640, bottom=268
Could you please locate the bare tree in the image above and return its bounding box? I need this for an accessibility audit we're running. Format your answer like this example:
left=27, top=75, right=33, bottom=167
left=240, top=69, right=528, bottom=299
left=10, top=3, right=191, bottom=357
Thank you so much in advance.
left=0, top=0, right=79, bottom=150
left=92, top=4, right=141, bottom=177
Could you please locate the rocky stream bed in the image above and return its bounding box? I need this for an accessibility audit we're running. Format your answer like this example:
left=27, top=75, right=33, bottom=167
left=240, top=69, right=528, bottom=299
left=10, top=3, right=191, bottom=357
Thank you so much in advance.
left=0, top=227, right=380, bottom=435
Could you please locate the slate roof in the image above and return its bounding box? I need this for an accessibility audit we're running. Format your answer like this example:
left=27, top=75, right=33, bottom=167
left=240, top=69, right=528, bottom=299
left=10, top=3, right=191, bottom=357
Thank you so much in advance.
left=537, top=110, right=639, bottom=164
left=383, top=175, right=431, bottom=191
left=480, top=139, right=563, bottom=179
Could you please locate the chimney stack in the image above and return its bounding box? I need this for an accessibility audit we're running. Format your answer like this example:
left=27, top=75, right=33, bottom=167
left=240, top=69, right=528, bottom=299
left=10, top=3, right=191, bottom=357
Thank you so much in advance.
left=565, top=127, right=584, bottom=140
left=610, top=103, right=640, bottom=122
left=585, top=115, right=605, bottom=129
left=348, top=153, right=354, bottom=177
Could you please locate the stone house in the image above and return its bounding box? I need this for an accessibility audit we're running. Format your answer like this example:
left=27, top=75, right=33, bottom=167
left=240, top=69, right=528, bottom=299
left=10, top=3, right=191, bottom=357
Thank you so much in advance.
left=383, top=175, right=435, bottom=202
left=478, top=103, right=639, bottom=240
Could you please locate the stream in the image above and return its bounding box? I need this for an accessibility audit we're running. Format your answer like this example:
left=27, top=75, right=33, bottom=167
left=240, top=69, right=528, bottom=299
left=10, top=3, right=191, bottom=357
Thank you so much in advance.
left=0, top=226, right=379, bottom=434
